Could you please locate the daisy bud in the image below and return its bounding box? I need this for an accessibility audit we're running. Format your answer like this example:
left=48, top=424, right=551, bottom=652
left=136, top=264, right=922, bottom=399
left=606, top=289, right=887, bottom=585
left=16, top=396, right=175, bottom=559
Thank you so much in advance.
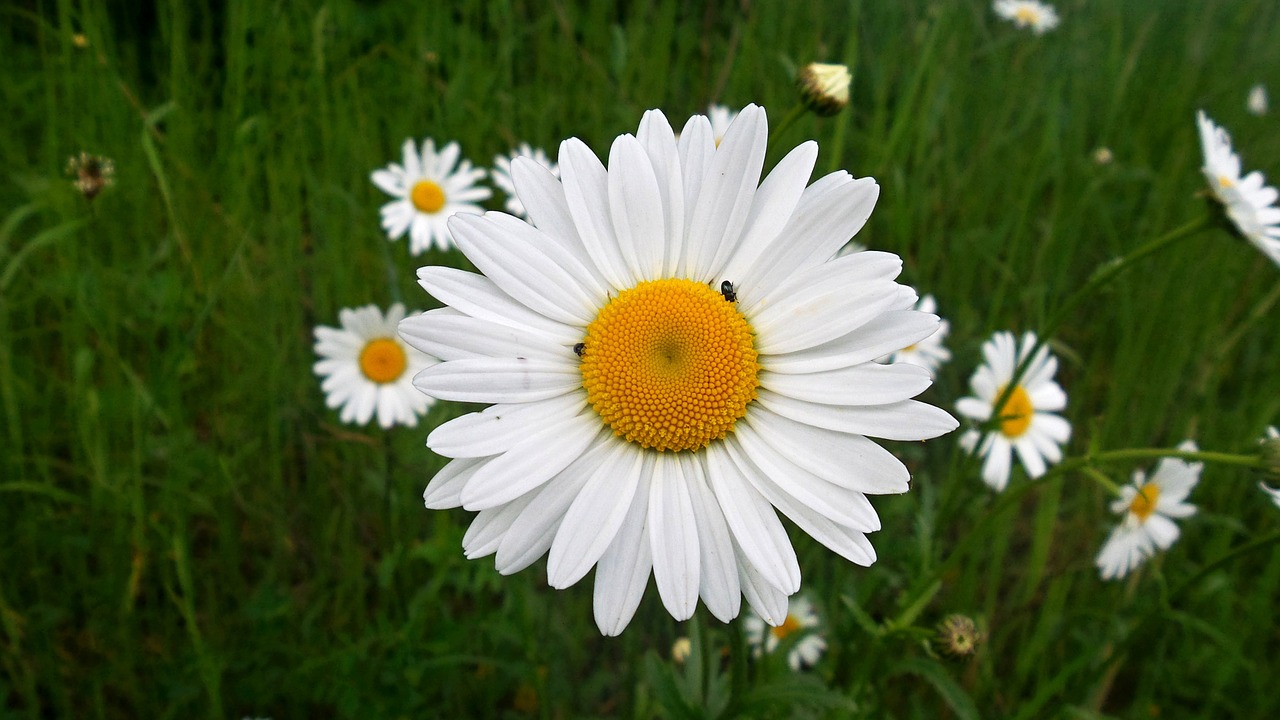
left=1247, top=84, right=1268, bottom=116
left=1092, top=147, right=1113, bottom=165
left=797, top=63, right=851, bottom=117
left=935, top=614, right=983, bottom=658
left=671, top=637, right=692, bottom=664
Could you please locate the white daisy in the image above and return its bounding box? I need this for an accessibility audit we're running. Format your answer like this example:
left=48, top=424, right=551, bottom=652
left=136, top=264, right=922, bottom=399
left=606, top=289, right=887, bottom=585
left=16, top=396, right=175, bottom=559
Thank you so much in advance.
left=1196, top=111, right=1280, bottom=267
left=993, top=0, right=1060, bottom=35
left=1096, top=441, right=1202, bottom=580
left=956, top=331, right=1071, bottom=491
left=880, top=294, right=950, bottom=377
left=401, top=105, right=957, bottom=635
left=1259, top=426, right=1280, bottom=508
left=490, top=143, right=558, bottom=218
left=706, top=104, right=740, bottom=147
left=1247, top=84, right=1268, bottom=116
left=744, top=594, right=826, bottom=671
left=314, top=303, right=435, bottom=428
left=371, top=138, right=491, bottom=255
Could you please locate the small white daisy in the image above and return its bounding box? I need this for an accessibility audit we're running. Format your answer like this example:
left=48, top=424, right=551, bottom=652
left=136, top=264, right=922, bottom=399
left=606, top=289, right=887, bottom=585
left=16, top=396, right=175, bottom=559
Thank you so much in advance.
left=744, top=595, right=826, bottom=671
left=706, top=104, right=740, bottom=147
left=1096, top=441, right=1202, bottom=580
left=1196, top=110, right=1280, bottom=267
left=1259, top=426, right=1280, bottom=508
left=1247, top=84, right=1269, bottom=116
left=880, top=294, right=950, bottom=377
left=490, top=143, right=558, bottom=218
left=314, top=303, right=435, bottom=428
left=371, top=138, right=491, bottom=255
left=993, top=0, right=1060, bottom=35
left=402, top=105, right=957, bottom=635
left=956, top=331, right=1071, bottom=491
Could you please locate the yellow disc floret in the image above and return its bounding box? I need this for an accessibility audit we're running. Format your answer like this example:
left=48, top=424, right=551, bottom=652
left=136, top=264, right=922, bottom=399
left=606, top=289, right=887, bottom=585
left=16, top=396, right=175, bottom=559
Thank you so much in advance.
left=1128, top=484, right=1160, bottom=522
left=579, top=278, right=759, bottom=452
left=771, top=614, right=803, bottom=641
left=410, top=180, right=447, bottom=213
left=359, top=338, right=408, bottom=384
left=997, top=385, right=1034, bottom=438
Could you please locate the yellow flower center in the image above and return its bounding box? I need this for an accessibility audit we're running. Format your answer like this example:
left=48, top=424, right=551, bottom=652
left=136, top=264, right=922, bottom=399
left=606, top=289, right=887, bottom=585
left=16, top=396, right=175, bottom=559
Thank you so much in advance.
left=1128, top=484, right=1160, bottom=522
left=996, top=385, right=1034, bottom=438
left=1014, top=6, right=1040, bottom=24
left=1217, top=175, right=1235, bottom=190
left=359, top=338, right=408, bottom=384
left=579, top=278, right=759, bottom=452
left=410, top=180, right=446, bottom=214
left=771, top=614, right=803, bottom=641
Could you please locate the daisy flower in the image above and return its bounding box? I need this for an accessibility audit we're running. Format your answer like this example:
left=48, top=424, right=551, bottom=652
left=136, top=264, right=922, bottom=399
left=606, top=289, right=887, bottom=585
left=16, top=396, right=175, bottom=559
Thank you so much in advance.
left=1259, top=426, right=1280, bottom=508
left=314, top=303, right=435, bottom=428
left=1247, top=84, right=1268, bottom=116
left=880, top=294, right=950, bottom=377
left=706, top=104, right=740, bottom=147
left=490, top=143, right=557, bottom=218
left=993, top=0, right=1060, bottom=35
left=401, top=105, right=957, bottom=635
left=1096, top=441, right=1202, bottom=580
left=744, top=594, right=826, bottom=671
left=1196, top=111, right=1280, bottom=266
left=956, top=331, right=1070, bottom=491
left=371, top=138, right=491, bottom=255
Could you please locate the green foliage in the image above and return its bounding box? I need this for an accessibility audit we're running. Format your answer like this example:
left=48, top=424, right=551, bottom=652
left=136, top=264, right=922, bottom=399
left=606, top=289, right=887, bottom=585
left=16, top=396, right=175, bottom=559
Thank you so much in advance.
left=2, top=0, right=1278, bottom=717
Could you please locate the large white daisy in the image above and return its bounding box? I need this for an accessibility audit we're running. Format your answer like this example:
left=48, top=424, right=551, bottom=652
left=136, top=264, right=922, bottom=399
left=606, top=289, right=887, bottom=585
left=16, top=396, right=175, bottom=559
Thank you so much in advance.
left=1196, top=111, right=1280, bottom=267
left=880, top=294, right=950, bottom=377
left=743, top=594, right=826, bottom=671
left=490, top=143, right=558, bottom=218
left=1096, top=441, right=1202, bottom=580
left=956, top=331, right=1071, bottom=491
left=400, top=105, right=957, bottom=635
left=993, top=0, right=1060, bottom=34
left=371, top=138, right=491, bottom=255
left=314, top=303, right=435, bottom=428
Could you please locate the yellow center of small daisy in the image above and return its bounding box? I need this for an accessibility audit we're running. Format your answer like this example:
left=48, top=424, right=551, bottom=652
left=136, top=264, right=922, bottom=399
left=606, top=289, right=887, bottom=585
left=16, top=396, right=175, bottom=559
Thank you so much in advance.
left=996, top=385, right=1034, bottom=438
left=579, top=278, right=759, bottom=452
left=1015, top=6, right=1040, bottom=24
left=359, top=338, right=408, bottom=384
left=1217, top=175, right=1235, bottom=190
left=1128, top=484, right=1160, bottom=522
left=409, top=180, right=447, bottom=214
left=771, top=614, right=803, bottom=641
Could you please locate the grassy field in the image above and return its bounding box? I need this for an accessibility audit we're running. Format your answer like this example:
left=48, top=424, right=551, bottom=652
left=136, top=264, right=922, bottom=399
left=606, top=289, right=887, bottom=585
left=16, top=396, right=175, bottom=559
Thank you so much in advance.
left=3, top=0, right=1279, bottom=717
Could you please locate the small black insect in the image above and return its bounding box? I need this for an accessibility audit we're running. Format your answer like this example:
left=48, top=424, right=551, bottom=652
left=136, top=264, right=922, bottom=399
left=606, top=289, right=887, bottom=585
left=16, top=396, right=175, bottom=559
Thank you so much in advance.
left=573, top=342, right=585, bottom=357
left=720, top=280, right=736, bottom=303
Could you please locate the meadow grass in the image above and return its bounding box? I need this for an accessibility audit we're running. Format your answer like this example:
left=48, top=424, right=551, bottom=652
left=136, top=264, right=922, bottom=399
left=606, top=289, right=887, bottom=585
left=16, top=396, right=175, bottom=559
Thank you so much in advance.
left=2, top=0, right=1279, bottom=717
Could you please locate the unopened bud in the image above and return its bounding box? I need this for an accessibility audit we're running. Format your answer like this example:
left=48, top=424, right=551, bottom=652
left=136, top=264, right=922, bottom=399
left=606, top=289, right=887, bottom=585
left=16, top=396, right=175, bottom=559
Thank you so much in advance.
left=797, top=63, right=851, bottom=117
left=935, top=614, right=983, bottom=658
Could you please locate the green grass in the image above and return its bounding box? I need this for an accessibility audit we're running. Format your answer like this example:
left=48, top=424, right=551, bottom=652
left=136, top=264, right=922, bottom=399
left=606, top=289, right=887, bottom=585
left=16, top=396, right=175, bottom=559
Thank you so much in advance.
left=2, top=0, right=1279, bottom=717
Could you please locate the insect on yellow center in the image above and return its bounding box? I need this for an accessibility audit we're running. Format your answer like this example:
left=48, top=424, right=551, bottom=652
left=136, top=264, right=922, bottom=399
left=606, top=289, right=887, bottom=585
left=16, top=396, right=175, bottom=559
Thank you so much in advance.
left=1128, top=484, right=1160, bottom=522
left=996, top=385, right=1034, bottom=438
left=409, top=180, right=447, bottom=214
left=579, top=278, right=759, bottom=452
left=359, top=338, right=408, bottom=384
left=771, top=614, right=804, bottom=641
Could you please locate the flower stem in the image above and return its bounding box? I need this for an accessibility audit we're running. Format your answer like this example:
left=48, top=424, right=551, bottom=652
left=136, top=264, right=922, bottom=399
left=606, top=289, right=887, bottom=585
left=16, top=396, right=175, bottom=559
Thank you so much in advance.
left=766, top=103, right=807, bottom=157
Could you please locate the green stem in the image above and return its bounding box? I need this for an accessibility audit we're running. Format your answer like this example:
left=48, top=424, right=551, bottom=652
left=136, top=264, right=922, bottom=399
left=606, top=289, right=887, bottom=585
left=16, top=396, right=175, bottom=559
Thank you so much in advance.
left=1080, top=465, right=1122, bottom=496
left=765, top=103, right=806, bottom=157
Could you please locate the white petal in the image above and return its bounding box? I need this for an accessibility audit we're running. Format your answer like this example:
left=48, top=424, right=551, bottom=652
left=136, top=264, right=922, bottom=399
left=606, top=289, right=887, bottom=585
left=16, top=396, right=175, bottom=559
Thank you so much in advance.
left=560, top=138, right=633, bottom=289
left=412, top=358, right=580, bottom=404
left=719, top=141, right=819, bottom=284
left=682, top=454, right=741, bottom=622
left=547, top=442, right=644, bottom=588
left=648, top=454, right=701, bottom=621
left=761, top=362, right=932, bottom=407
left=745, top=408, right=910, bottom=494
left=686, top=105, right=767, bottom=280
left=757, top=389, right=958, bottom=441
left=427, top=393, right=587, bottom=458
left=636, top=110, right=686, bottom=278
left=752, top=279, right=902, bottom=355
left=459, top=410, right=601, bottom=510
left=423, top=457, right=488, bottom=509
left=706, top=441, right=801, bottom=593
left=608, top=134, right=667, bottom=281
left=593, top=466, right=654, bottom=636
left=415, top=266, right=580, bottom=345
left=399, top=309, right=568, bottom=362
left=761, top=310, right=940, bottom=374
left=735, top=543, right=790, bottom=626
left=462, top=495, right=533, bottom=559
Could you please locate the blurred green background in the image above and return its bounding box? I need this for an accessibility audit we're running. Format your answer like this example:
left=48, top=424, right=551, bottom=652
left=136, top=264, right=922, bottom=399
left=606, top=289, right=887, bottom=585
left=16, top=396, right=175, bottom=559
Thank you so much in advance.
left=2, top=0, right=1278, bottom=717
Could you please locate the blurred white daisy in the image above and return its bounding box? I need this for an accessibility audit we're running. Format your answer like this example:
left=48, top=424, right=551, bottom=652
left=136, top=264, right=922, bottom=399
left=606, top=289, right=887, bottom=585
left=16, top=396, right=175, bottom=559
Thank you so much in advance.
left=1247, top=84, right=1268, bottom=116
left=993, top=0, right=1060, bottom=35
left=956, top=332, right=1070, bottom=491
left=706, top=104, right=740, bottom=146
left=744, top=594, right=826, bottom=671
left=880, top=294, right=950, bottom=377
left=314, top=303, right=435, bottom=428
left=402, top=105, right=957, bottom=635
left=1196, top=111, right=1280, bottom=267
left=491, top=143, right=557, bottom=218
left=1096, top=441, right=1202, bottom=580
left=371, top=138, right=491, bottom=255
left=1260, top=426, right=1280, bottom=507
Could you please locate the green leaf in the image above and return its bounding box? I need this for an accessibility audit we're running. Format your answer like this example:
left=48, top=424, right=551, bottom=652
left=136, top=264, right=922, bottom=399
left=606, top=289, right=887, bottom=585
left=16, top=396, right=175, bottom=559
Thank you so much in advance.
left=889, top=657, right=980, bottom=720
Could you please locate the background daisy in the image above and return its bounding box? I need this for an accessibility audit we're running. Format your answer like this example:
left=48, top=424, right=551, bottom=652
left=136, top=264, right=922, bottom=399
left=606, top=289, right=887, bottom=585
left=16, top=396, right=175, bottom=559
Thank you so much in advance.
left=403, top=105, right=956, bottom=635
left=880, top=294, right=950, bottom=377
left=490, top=143, right=557, bottom=218
left=1196, top=110, right=1280, bottom=267
left=993, top=0, right=1060, bottom=34
left=314, top=303, right=435, bottom=428
left=1096, top=441, right=1202, bottom=580
left=706, top=104, right=739, bottom=146
left=744, top=595, right=826, bottom=671
left=371, top=138, right=491, bottom=255
left=956, top=331, right=1071, bottom=491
